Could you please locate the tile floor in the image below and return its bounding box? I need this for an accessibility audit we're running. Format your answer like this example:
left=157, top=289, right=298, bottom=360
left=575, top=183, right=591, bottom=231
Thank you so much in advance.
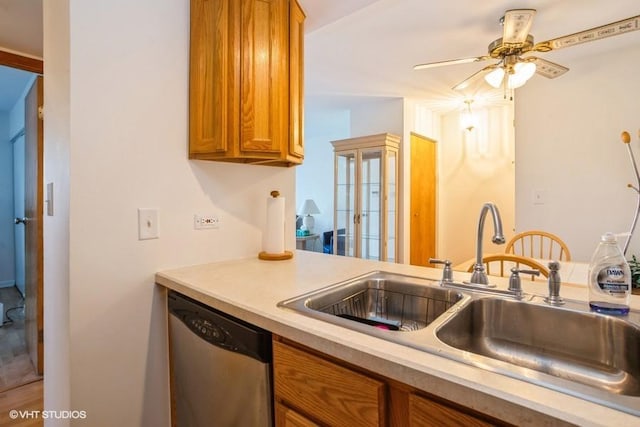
left=0, top=287, right=40, bottom=392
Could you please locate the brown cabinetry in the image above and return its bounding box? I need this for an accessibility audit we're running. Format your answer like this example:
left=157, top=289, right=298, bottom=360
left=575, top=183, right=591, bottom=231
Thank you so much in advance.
left=189, top=0, right=304, bottom=166
left=273, top=338, right=506, bottom=427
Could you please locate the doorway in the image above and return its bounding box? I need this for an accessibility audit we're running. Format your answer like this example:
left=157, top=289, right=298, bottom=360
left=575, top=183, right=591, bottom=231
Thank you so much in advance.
left=0, top=52, right=43, bottom=392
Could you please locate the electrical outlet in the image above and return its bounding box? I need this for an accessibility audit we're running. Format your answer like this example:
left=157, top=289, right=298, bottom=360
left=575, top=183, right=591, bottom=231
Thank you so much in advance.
left=194, top=214, right=220, bottom=229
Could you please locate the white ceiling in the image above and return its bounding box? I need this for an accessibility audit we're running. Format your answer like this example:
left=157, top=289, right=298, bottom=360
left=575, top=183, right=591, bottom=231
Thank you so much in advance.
left=0, top=1, right=638, bottom=113
left=299, top=0, right=640, bottom=111
left=0, top=0, right=42, bottom=58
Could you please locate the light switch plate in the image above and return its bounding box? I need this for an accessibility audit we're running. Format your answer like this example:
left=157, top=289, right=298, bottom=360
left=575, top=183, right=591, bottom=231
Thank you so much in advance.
left=46, top=182, right=54, bottom=216
left=533, top=189, right=546, bottom=205
left=138, top=208, right=159, bottom=240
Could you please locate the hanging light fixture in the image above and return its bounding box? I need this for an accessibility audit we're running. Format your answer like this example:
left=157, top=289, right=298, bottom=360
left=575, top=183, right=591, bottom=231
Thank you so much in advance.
left=460, top=99, right=477, bottom=132
left=484, top=55, right=536, bottom=90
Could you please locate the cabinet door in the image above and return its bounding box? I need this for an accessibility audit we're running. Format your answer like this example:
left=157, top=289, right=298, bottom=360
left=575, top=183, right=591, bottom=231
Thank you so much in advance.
left=189, top=0, right=240, bottom=155
left=334, top=150, right=358, bottom=257
left=288, top=0, right=305, bottom=160
left=240, top=0, right=289, bottom=155
left=359, top=148, right=383, bottom=260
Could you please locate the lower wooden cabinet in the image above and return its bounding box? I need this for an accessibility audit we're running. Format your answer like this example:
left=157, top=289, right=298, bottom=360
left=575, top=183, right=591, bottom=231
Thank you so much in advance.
left=273, top=337, right=508, bottom=427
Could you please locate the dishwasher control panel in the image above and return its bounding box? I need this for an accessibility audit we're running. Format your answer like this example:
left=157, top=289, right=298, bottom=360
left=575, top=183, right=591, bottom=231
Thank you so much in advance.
left=187, top=316, right=234, bottom=349
left=168, top=291, right=272, bottom=363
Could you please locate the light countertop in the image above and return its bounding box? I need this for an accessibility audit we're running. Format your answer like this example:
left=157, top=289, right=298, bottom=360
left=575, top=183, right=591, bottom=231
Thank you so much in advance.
left=156, top=250, right=640, bottom=426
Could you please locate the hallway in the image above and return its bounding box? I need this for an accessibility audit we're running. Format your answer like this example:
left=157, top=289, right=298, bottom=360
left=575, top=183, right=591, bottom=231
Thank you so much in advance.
left=0, top=287, right=39, bottom=392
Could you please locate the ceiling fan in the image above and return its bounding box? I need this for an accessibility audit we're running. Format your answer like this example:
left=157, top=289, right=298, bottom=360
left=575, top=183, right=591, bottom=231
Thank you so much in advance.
left=414, top=10, right=640, bottom=92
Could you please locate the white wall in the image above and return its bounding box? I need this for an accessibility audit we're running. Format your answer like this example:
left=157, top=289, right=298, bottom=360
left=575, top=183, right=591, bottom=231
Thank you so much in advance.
left=0, top=112, right=14, bottom=286
left=350, top=97, right=403, bottom=137
left=516, top=44, right=640, bottom=262
left=43, top=0, right=71, bottom=422
left=295, top=107, right=350, bottom=242
left=438, top=104, right=515, bottom=265
left=45, top=1, right=295, bottom=426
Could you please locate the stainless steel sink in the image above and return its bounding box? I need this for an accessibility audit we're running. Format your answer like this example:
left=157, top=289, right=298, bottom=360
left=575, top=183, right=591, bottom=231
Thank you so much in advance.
left=278, top=271, right=465, bottom=334
left=436, top=298, right=640, bottom=397
left=279, top=271, right=640, bottom=415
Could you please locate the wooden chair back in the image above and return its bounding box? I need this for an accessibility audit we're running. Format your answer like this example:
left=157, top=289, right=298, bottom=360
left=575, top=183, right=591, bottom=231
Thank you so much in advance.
left=466, top=253, right=550, bottom=281
left=505, top=230, right=571, bottom=261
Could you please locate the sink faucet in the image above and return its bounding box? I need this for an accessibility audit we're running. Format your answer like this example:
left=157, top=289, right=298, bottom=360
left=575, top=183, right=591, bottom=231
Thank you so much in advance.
left=470, top=202, right=505, bottom=285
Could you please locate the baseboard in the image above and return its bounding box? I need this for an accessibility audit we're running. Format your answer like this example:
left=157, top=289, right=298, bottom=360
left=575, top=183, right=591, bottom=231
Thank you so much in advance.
left=0, top=280, right=15, bottom=288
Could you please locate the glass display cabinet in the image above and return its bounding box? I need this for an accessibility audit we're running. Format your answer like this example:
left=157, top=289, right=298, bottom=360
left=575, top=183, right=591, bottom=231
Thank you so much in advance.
left=331, top=133, right=399, bottom=262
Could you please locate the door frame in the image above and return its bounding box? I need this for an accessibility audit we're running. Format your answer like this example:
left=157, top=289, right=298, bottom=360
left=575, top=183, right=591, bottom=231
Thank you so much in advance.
left=0, top=49, right=43, bottom=74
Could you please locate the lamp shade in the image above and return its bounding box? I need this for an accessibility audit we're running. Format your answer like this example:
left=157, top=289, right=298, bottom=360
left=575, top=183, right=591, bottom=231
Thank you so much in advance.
left=509, top=61, right=536, bottom=89
left=298, top=199, right=320, bottom=215
left=485, top=67, right=505, bottom=88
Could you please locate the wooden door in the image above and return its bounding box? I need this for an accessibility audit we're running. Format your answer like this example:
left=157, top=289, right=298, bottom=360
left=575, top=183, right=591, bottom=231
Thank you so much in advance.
left=410, top=133, right=436, bottom=267
left=24, top=76, right=44, bottom=375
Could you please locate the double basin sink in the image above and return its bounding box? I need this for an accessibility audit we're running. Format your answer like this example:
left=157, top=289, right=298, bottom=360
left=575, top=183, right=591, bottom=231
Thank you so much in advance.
left=278, top=271, right=640, bottom=416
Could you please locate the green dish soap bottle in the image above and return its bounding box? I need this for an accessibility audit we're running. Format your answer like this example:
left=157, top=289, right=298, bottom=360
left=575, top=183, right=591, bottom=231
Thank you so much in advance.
left=588, top=232, right=631, bottom=315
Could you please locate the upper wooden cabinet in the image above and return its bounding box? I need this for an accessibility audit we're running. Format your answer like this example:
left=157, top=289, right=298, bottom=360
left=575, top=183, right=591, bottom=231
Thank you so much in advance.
left=189, top=0, right=305, bottom=166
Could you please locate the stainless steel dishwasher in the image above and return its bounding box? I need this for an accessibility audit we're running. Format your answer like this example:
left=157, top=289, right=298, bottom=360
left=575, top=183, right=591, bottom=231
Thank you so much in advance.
left=168, top=291, right=273, bottom=427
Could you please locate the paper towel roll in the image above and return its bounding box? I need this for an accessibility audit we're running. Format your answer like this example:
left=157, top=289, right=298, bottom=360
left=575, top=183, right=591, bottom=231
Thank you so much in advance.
left=264, top=191, right=285, bottom=254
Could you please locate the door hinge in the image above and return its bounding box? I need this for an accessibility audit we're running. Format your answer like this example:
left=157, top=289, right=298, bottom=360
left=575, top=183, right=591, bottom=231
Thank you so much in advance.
left=38, top=106, right=44, bottom=120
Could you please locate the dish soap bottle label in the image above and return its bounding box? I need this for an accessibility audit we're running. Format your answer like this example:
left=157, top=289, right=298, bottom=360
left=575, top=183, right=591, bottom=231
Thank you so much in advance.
left=596, top=265, right=630, bottom=294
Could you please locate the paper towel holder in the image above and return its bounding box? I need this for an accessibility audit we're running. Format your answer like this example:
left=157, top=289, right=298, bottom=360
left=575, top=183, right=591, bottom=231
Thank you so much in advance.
left=258, top=190, right=293, bottom=261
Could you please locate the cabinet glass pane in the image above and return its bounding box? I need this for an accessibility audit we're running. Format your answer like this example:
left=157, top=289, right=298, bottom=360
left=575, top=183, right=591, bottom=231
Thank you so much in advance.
left=336, top=152, right=356, bottom=257
left=360, top=150, right=382, bottom=260
left=386, top=150, right=397, bottom=262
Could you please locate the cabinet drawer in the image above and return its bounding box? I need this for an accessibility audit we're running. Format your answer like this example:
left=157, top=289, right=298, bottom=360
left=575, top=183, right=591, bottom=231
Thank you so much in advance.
left=275, top=402, right=319, bottom=427
left=409, top=393, right=494, bottom=427
left=273, top=341, right=386, bottom=427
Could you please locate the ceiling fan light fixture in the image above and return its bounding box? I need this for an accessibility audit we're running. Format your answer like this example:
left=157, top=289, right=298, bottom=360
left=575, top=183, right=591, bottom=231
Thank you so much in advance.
left=484, top=61, right=537, bottom=90
left=484, top=67, right=505, bottom=88
left=508, top=61, right=537, bottom=88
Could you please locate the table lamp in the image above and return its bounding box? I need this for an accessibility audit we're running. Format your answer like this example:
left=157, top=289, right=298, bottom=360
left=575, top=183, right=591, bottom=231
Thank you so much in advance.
left=298, top=199, right=320, bottom=233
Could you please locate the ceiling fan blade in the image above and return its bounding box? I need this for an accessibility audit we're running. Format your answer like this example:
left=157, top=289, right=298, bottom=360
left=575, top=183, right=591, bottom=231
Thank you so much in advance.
left=502, top=9, right=536, bottom=44
left=452, top=64, right=499, bottom=91
left=413, top=56, right=490, bottom=70
left=533, top=15, right=640, bottom=52
left=528, top=57, right=569, bottom=79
